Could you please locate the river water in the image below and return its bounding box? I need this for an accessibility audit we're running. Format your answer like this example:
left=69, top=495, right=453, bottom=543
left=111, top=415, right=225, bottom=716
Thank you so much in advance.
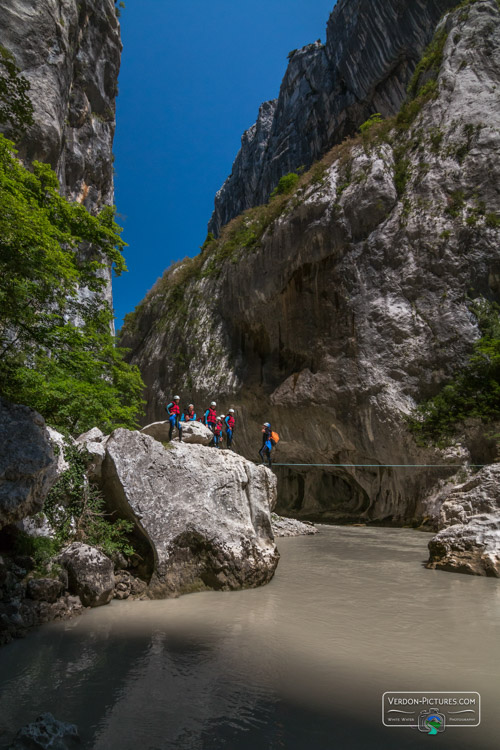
left=0, top=525, right=499, bottom=749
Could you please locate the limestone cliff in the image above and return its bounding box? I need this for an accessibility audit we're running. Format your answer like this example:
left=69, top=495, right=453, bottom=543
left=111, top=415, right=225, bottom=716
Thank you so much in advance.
left=0, top=0, right=122, bottom=306
left=121, top=0, right=500, bottom=524
left=209, top=0, right=459, bottom=236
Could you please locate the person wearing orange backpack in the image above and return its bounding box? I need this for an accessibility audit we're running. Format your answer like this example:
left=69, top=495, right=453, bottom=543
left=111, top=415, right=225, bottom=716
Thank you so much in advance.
left=259, top=422, right=279, bottom=468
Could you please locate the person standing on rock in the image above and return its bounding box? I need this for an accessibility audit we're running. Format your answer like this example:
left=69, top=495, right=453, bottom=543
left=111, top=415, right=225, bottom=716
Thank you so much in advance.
left=214, top=416, right=224, bottom=448
left=259, top=422, right=273, bottom=467
left=225, top=409, right=236, bottom=449
left=166, top=396, right=182, bottom=442
left=204, top=401, right=217, bottom=433
left=182, top=404, right=197, bottom=422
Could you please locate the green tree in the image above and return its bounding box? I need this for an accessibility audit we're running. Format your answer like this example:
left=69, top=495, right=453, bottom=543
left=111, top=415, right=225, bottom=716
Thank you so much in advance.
left=0, top=135, right=145, bottom=434
left=0, top=45, right=34, bottom=137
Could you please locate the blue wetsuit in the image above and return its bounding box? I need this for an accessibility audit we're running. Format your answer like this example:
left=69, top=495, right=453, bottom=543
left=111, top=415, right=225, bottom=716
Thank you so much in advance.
left=224, top=415, right=235, bottom=448
left=259, top=425, right=273, bottom=467
left=166, top=402, right=182, bottom=441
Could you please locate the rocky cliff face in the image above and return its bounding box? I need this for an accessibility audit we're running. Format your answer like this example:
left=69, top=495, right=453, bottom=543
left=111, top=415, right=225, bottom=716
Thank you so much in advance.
left=121, top=0, right=500, bottom=525
left=209, top=0, right=459, bottom=236
left=0, top=0, right=122, bottom=306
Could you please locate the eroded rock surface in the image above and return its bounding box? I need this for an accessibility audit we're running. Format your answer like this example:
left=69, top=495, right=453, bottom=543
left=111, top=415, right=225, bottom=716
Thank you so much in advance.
left=209, top=0, right=458, bottom=235
left=101, top=429, right=279, bottom=597
left=0, top=399, right=56, bottom=530
left=427, top=465, right=500, bottom=576
left=272, top=515, right=318, bottom=537
left=141, top=419, right=213, bottom=446
left=56, top=542, right=115, bottom=607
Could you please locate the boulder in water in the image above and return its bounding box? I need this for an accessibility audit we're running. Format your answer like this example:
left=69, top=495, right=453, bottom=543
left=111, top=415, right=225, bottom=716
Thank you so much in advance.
left=427, top=465, right=500, bottom=577
left=101, top=429, right=279, bottom=597
left=272, top=514, right=318, bottom=537
left=7, top=712, right=79, bottom=749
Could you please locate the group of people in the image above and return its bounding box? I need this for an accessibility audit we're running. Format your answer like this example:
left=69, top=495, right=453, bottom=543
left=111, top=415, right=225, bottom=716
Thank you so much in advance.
left=165, top=397, right=236, bottom=449
left=165, top=396, right=280, bottom=467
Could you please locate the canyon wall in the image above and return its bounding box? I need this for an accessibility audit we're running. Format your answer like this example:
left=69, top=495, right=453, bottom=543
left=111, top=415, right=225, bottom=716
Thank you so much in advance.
left=208, top=0, right=459, bottom=237
left=0, top=0, right=122, bottom=306
left=121, top=1, right=500, bottom=524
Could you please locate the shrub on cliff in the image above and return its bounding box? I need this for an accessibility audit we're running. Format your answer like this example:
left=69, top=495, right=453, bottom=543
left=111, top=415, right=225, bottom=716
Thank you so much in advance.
left=270, top=172, right=300, bottom=198
left=0, top=135, right=145, bottom=434
left=409, top=300, right=500, bottom=445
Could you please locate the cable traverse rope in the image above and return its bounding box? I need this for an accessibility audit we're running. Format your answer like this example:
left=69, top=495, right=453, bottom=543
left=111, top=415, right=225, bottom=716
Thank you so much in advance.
left=271, top=463, right=487, bottom=468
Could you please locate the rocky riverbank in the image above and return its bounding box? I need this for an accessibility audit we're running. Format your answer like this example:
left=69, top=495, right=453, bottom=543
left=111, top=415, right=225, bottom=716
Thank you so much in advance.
left=0, top=398, right=283, bottom=645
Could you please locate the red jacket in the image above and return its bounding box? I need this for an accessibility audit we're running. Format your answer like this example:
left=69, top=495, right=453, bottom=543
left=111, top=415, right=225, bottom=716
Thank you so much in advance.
left=167, top=402, right=180, bottom=416
left=205, top=407, right=217, bottom=424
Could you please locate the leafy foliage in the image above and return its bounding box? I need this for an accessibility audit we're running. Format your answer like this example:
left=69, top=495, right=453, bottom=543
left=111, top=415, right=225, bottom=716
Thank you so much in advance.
left=359, top=113, right=383, bottom=133
left=0, top=45, right=34, bottom=138
left=270, top=172, right=300, bottom=199
left=0, top=135, right=145, bottom=434
left=408, top=300, right=500, bottom=445
left=45, top=440, right=135, bottom=558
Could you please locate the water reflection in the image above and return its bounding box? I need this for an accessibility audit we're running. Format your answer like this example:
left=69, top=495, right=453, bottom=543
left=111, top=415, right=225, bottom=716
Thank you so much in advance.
left=0, top=526, right=499, bottom=749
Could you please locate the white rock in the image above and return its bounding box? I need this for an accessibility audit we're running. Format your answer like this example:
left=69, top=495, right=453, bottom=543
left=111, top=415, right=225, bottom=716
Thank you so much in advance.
left=76, top=427, right=105, bottom=444
left=427, top=465, right=500, bottom=577
left=179, top=420, right=213, bottom=445
left=141, top=419, right=213, bottom=446
left=46, top=427, right=71, bottom=475
left=272, top=514, right=318, bottom=537
left=101, top=429, right=279, bottom=597
left=57, top=543, right=115, bottom=607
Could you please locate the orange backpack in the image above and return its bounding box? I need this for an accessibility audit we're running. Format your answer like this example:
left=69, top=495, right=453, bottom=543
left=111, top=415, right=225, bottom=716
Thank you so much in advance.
left=271, top=431, right=280, bottom=444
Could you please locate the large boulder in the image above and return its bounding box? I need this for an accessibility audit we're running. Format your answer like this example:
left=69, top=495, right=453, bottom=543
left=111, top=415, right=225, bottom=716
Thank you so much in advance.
left=76, top=428, right=109, bottom=482
left=141, top=419, right=213, bottom=446
left=272, top=514, right=318, bottom=537
left=427, top=465, right=500, bottom=577
left=0, top=399, right=57, bottom=530
left=140, top=420, right=174, bottom=442
left=177, top=421, right=213, bottom=445
left=101, top=429, right=279, bottom=597
left=56, top=543, right=115, bottom=607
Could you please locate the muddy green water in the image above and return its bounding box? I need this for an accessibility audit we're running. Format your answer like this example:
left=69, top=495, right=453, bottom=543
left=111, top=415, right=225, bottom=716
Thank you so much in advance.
left=0, top=525, right=499, bottom=749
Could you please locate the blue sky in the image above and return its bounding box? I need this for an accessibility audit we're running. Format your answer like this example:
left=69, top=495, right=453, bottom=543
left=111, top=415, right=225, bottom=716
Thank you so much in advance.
left=113, top=0, right=336, bottom=328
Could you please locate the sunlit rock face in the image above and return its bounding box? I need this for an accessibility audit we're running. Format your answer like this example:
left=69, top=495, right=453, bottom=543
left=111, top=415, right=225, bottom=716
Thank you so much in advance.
left=0, top=0, right=122, bottom=310
left=208, top=0, right=459, bottom=236
left=101, top=429, right=279, bottom=597
left=427, top=465, right=500, bottom=577
left=121, top=1, right=500, bottom=525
